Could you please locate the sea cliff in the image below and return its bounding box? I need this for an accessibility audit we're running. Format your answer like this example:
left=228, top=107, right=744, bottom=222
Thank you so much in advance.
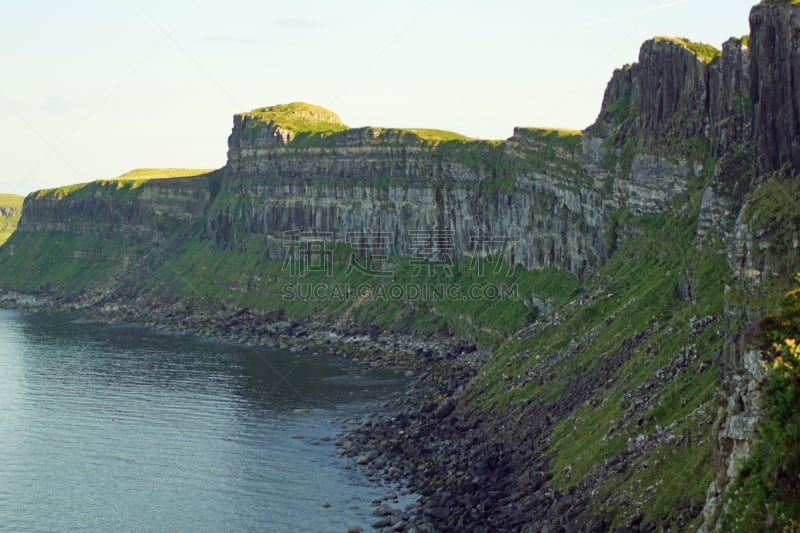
left=2, top=3, right=800, bottom=530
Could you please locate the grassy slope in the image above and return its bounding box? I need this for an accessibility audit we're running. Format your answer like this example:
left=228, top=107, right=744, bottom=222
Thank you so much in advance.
left=240, top=102, right=482, bottom=147
left=34, top=168, right=214, bottom=200
left=243, top=102, right=349, bottom=134
left=0, top=231, right=129, bottom=292
left=0, top=194, right=24, bottom=246
left=469, top=174, right=732, bottom=526
left=137, top=230, right=580, bottom=347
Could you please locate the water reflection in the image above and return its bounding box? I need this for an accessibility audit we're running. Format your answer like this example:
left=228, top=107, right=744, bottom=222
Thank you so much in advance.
left=0, top=309, right=407, bottom=532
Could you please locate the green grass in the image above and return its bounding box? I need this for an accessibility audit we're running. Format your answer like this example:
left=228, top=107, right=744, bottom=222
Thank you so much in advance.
left=513, top=127, right=583, bottom=152
left=467, top=200, right=732, bottom=526
left=654, top=36, right=722, bottom=64
left=386, top=128, right=471, bottom=143
left=719, top=278, right=800, bottom=531
left=0, top=231, right=128, bottom=291
left=241, top=102, right=349, bottom=135
left=114, top=168, right=214, bottom=181
left=141, top=228, right=579, bottom=346
left=0, top=230, right=16, bottom=247
left=34, top=168, right=214, bottom=201
left=742, top=176, right=800, bottom=264
left=0, top=194, right=23, bottom=209
left=0, top=194, right=23, bottom=246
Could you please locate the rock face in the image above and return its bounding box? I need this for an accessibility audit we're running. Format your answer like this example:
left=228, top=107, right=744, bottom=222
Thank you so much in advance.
left=750, top=3, right=800, bottom=176
left=590, top=36, right=750, bottom=154
left=0, top=206, right=20, bottom=218
left=698, top=4, right=800, bottom=529
left=702, top=346, right=767, bottom=528
left=709, top=38, right=751, bottom=152
left=17, top=176, right=211, bottom=244
left=636, top=38, right=712, bottom=144
left=588, top=64, right=637, bottom=140
left=215, top=131, right=609, bottom=279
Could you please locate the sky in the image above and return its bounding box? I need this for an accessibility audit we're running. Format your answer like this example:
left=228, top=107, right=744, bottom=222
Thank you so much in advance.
left=0, top=0, right=756, bottom=196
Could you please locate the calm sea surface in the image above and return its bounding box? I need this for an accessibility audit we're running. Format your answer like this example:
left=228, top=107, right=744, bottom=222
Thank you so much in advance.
left=0, top=309, right=409, bottom=532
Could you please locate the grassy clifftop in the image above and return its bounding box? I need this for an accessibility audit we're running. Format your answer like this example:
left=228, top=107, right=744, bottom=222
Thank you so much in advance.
left=242, top=102, right=349, bottom=135
left=237, top=102, right=480, bottom=147
left=34, top=168, right=215, bottom=201
left=653, top=36, right=722, bottom=63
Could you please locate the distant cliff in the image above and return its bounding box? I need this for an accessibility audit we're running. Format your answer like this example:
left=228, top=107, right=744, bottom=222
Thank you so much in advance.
left=219, top=114, right=609, bottom=279
left=0, top=194, right=22, bottom=246
left=15, top=169, right=212, bottom=243
left=2, top=2, right=800, bottom=530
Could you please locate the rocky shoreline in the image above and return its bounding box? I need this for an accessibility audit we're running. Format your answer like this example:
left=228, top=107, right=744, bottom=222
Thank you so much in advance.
left=0, top=290, right=710, bottom=532
left=0, top=289, right=485, bottom=370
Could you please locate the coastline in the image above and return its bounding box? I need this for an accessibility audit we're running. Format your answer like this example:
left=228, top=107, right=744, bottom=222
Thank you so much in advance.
left=0, top=289, right=488, bottom=370
left=0, top=289, right=707, bottom=532
left=0, top=289, right=493, bottom=530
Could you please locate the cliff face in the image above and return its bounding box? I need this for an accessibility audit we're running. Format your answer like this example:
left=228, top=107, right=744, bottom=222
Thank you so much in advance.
left=590, top=35, right=749, bottom=155
left=7, top=37, right=753, bottom=286
left=750, top=2, right=800, bottom=176
left=637, top=38, right=712, bottom=143
left=709, top=38, right=752, bottom=151
left=0, top=206, right=20, bottom=218
left=17, top=175, right=212, bottom=244
left=218, top=127, right=608, bottom=279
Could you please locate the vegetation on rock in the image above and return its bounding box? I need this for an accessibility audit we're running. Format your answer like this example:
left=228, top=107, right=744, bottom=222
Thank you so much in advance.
left=34, top=168, right=215, bottom=201
left=242, top=102, right=348, bottom=135
left=719, top=275, right=800, bottom=531
left=654, top=36, right=722, bottom=64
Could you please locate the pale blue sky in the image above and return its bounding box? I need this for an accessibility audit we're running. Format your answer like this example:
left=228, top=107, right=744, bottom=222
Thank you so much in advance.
left=0, top=0, right=755, bottom=195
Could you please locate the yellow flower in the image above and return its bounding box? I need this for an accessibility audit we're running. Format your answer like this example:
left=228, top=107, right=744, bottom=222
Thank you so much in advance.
left=783, top=338, right=800, bottom=360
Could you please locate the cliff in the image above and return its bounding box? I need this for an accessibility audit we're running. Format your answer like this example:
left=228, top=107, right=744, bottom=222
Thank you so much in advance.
left=17, top=169, right=214, bottom=243
left=589, top=34, right=749, bottom=156
left=220, top=116, right=607, bottom=279
left=2, top=2, right=800, bottom=530
left=750, top=2, right=800, bottom=176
